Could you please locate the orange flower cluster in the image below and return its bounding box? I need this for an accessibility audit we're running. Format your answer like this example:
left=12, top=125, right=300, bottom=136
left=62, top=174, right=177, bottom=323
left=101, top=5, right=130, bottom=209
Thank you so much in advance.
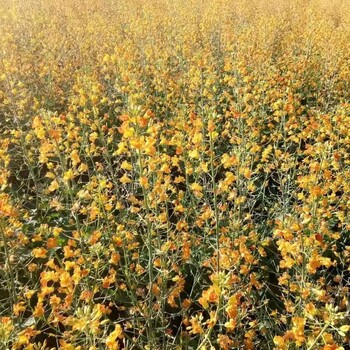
left=1, top=0, right=350, bottom=349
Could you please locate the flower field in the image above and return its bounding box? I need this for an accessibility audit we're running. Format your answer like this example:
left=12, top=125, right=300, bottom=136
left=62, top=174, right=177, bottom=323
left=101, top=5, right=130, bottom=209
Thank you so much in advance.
left=1, top=0, right=350, bottom=348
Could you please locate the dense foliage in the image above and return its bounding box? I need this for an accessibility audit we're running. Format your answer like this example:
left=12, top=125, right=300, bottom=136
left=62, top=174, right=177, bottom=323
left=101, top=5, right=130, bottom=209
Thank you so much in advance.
left=1, top=0, right=350, bottom=349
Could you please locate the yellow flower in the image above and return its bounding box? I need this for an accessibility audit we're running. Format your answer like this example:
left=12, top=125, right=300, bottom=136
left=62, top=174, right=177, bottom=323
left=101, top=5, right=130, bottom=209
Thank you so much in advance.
left=198, top=285, right=220, bottom=308
left=221, top=154, right=238, bottom=168
left=32, top=247, right=48, bottom=258
left=59, top=341, right=76, bottom=350
left=53, top=227, right=63, bottom=237
left=188, top=149, right=200, bottom=159
left=78, top=162, right=88, bottom=172
left=46, top=237, right=57, bottom=249
left=63, top=169, right=75, bottom=181
left=114, top=142, right=127, bottom=155
left=70, top=149, right=81, bottom=167
left=224, top=318, right=237, bottom=332
left=0, top=317, right=13, bottom=340
left=106, top=324, right=124, bottom=349
left=291, top=316, right=306, bottom=346
left=191, top=182, right=202, bottom=192
left=273, top=336, right=287, bottom=350
left=207, top=310, right=217, bottom=328
left=139, top=176, right=149, bottom=189
left=121, top=160, right=133, bottom=170
left=33, top=302, right=45, bottom=318
left=13, top=302, right=26, bottom=316
left=120, top=173, right=131, bottom=184
left=187, top=314, right=204, bottom=335
left=192, top=132, right=202, bottom=145
left=0, top=193, right=17, bottom=217
left=60, top=272, right=72, bottom=288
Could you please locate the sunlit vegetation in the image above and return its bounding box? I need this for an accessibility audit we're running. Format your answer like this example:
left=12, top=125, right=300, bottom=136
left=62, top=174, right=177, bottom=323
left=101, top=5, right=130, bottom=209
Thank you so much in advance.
left=1, top=0, right=350, bottom=349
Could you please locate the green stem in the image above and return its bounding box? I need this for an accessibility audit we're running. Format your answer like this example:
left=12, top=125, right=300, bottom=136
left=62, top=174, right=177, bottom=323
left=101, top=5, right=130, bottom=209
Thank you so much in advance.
left=135, top=127, right=154, bottom=347
left=306, top=322, right=330, bottom=350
